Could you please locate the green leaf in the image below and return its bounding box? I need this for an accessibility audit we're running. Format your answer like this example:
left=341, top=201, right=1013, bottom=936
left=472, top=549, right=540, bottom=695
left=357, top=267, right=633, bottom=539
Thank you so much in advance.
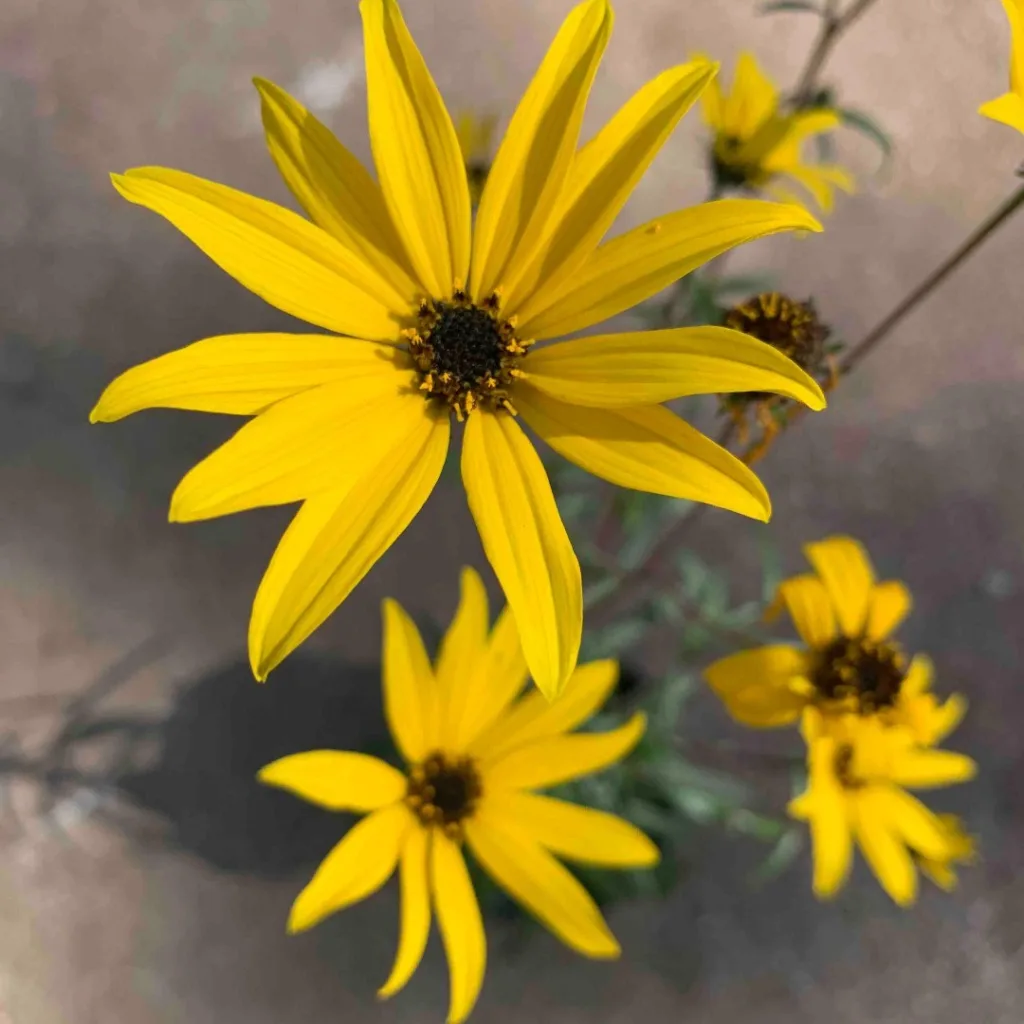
left=838, top=107, right=893, bottom=170
left=759, top=0, right=822, bottom=13
left=749, top=828, right=804, bottom=885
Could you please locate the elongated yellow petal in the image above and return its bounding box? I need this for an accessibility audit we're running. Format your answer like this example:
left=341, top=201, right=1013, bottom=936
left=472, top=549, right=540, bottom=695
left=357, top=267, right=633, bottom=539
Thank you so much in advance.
left=693, top=50, right=724, bottom=129
left=249, top=406, right=449, bottom=680
left=770, top=574, right=837, bottom=648
left=258, top=750, right=406, bottom=811
left=872, top=786, right=950, bottom=861
left=804, top=536, right=875, bottom=639
left=484, top=712, right=645, bottom=790
left=431, top=831, right=486, bottom=1024
left=379, top=821, right=432, bottom=998
left=288, top=803, right=412, bottom=933
left=523, top=327, right=826, bottom=409
left=383, top=598, right=440, bottom=762
left=704, top=645, right=812, bottom=728
left=865, top=580, right=912, bottom=641
left=361, top=0, right=470, bottom=298
left=90, top=334, right=400, bottom=423
left=852, top=791, right=916, bottom=906
left=170, top=362, right=420, bottom=523
left=254, top=77, right=420, bottom=302
left=517, top=388, right=771, bottom=521
left=887, top=749, right=977, bottom=790
left=502, top=59, right=716, bottom=311
left=486, top=791, right=659, bottom=868
left=461, top=411, right=581, bottom=700
left=470, top=0, right=612, bottom=300
left=723, top=52, right=778, bottom=139
left=978, top=91, right=1024, bottom=132
left=516, top=200, right=821, bottom=340
left=466, top=812, right=619, bottom=957
left=111, top=168, right=404, bottom=338
left=772, top=163, right=853, bottom=213
left=468, top=658, right=618, bottom=762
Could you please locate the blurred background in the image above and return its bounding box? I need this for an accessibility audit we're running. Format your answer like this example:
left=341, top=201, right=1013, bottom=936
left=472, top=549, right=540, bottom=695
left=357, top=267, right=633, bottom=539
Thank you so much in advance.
left=2, top=0, right=1024, bottom=1020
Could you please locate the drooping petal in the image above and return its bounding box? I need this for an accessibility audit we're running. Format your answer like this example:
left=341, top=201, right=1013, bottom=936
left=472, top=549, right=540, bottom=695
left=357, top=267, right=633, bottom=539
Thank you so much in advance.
left=469, top=0, right=612, bottom=300
left=516, top=387, right=771, bottom=522
left=769, top=574, right=838, bottom=648
left=886, top=748, right=977, bottom=790
left=502, top=59, right=716, bottom=311
left=361, top=0, right=470, bottom=297
left=111, top=168, right=404, bottom=338
left=515, top=200, right=821, bottom=340
left=466, top=812, right=619, bottom=957
left=461, top=411, right=581, bottom=700
left=872, top=786, right=950, bottom=861
left=379, top=825, right=432, bottom=998
left=704, top=645, right=813, bottom=728
left=287, top=802, right=413, bottom=933
left=431, top=831, right=486, bottom=1024
left=258, top=750, right=407, bottom=811
left=484, top=712, right=645, bottom=790
left=253, top=77, right=420, bottom=302
left=803, top=536, right=876, bottom=639
left=776, top=164, right=854, bottom=213
left=383, top=597, right=440, bottom=763
left=865, top=580, right=913, bottom=641
left=521, top=326, right=826, bottom=409
left=852, top=791, right=916, bottom=907
left=486, top=791, right=659, bottom=867
left=249, top=405, right=449, bottom=680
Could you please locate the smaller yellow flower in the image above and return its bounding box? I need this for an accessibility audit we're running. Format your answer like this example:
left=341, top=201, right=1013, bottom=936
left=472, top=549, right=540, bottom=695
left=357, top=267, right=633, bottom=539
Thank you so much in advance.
left=980, top=0, right=1024, bottom=134
left=259, top=566, right=658, bottom=1023
left=455, top=112, right=497, bottom=206
left=698, top=52, right=854, bottom=211
left=703, top=535, right=965, bottom=743
left=915, top=814, right=978, bottom=892
left=789, top=708, right=976, bottom=905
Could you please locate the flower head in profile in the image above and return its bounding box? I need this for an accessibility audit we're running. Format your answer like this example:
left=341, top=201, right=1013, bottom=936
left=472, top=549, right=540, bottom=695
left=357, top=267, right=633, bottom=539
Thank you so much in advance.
left=704, top=535, right=965, bottom=743
left=979, top=0, right=1024, bottom=134
left=789, top=708, right=976, bottom=905
left=455, top=112, right=497, bottom=206
left=90, top=0, right=828, bottom=698
left=258, top=567, right=657, bottom=1023
left=699, top=52, right=854, bottom=211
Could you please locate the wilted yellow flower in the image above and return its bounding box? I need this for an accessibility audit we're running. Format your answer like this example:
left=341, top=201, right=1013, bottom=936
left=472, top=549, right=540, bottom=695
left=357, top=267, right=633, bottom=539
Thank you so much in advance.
left=91, top=0, right=827, bottom=698
left=698, top=52, right=854, bottom=211
left=259, top=567, right=657, bottom=1023
left=455, top=112, right=497, bottom=206
left=704, top=536, right=965, bottom=743
left=789, top=708, right=976, bottom=905
left=979, top=0, right=1024, bottom=134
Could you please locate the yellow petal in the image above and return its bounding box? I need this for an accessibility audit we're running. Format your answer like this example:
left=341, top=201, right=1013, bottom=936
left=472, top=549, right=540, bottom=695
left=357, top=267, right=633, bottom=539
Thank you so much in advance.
left=360, top=0, right=470, bottom=297
left=887, top=748, right=977, bottom=790
left=486, top=790, right=659, bottom=868
left=383, top=597, right=441, bottom=763
left=852, top=791, right=916, bottom=907
left=865, top=580, right=913, bottom=640
left=517, top=388, right=771, bottom=522
left=503, top=59, right=717, bottom=311
left=808, top=792, right=854, bottom=900
left=694, top=50, right=724, bottom=129
left=111, top=168, right=403, bottom=339
left=484, top=712, right=645, bottom=790
left=516, top=199, right=821, bottom=340
left=169, top=360, right=420, bottom=522
left=257, top=750, right=406, bottom=810
left=466, top=812, right=619, bottom=957
left=770, top=574, right=838, bottom=648
left=470, top=0, right=612, bottom=301
left=872, top=785, right=950, bottom=861
left=1003, top=0, right=1024, bottom=93
left=803, top=536, right=876, bottom=638
left=288, top=802, right=413, bottom=933
left=253, top=77, right=420, bottom=302
left=430, top=831, right=486, bottom=1024
left=249, top=406, right=449, bottom=680
left=379, top=824, right=432, bottom=998
left=722, top=52, right=778, bottom=139
left=461, top=411, right=581, bottom=700
left=703, top=645, right=813, bottom=728
left=468, top=658, right=618, bottom=762
left=978, top=92, right=1024, bottom=133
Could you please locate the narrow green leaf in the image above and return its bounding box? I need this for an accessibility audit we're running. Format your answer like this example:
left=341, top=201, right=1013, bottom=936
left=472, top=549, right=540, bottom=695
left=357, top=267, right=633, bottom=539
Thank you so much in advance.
left=759, top=0, right=822, bottom=13
left=839, top=106, right=894, bottom=169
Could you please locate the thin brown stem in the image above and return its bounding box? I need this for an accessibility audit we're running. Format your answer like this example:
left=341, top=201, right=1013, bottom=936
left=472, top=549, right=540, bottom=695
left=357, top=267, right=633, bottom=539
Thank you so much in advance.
left=791, top=0, right=882, bottom=106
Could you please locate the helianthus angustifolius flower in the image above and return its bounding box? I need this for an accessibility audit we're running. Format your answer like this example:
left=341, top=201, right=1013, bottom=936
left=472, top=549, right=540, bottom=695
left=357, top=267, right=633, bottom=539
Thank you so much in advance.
left=258, top=567, right=658, bottom=1022
left=789, top=707, right=976, bottom=905
left=704, top=536, right=965, bottom=743
left=698, top=52, right=854, bottom=211
left=91, top=0, right=827, bottom=697
left=980, top=0, right=1024, bottom=134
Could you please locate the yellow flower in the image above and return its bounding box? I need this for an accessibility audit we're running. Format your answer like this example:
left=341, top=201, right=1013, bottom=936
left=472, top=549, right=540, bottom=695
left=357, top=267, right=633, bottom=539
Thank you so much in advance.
left=90, top=0, right=827, bottom=698
left=698, top=51, right=854, bottom=211
left=258, top=566, right=658, bottom=1023
left=980, top=0, right=1024, bottom=134
left=789, top=708, right=976, bottom=905
left=455, top=112, right=497, bottom=206
left=915, top=814, right=978, bottom=892
left=704, top=535, right=965, bottom=742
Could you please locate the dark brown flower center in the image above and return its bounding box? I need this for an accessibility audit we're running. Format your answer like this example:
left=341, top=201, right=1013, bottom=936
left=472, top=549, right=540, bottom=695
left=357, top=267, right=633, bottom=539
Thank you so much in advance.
left=406, top=752, right=482, bottom=837
left=813, top=636, right=907, bottom=713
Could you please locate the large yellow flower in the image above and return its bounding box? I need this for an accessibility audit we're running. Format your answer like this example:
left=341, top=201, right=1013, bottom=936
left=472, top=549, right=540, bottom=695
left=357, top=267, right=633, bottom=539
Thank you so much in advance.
left=91, top=0, right=827, bottom=697
left=259, top=567, right=657, bottom=1023
left=789, top=708, right=976, bottom=905
left=980, top=0, right=1024, bottom=133
left=704, top=536, right=965, bottom=742
left=699, top=52, right=854, bottom=211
